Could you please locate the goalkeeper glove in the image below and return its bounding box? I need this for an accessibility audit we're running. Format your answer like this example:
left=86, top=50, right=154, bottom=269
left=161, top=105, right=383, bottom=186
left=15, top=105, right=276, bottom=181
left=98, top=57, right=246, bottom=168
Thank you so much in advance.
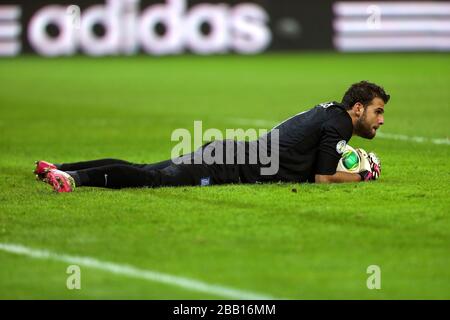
left=356, top=149, right=381, bottom=181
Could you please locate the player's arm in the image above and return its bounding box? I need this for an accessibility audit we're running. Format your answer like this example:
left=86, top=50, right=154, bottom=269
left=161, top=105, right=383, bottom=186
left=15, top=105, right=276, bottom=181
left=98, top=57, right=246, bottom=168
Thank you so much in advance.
left=315, top=152, right=380, bottom=183
left=315, top=171, right=361, bottom=183
left=314, top=119, right=360, bottom=184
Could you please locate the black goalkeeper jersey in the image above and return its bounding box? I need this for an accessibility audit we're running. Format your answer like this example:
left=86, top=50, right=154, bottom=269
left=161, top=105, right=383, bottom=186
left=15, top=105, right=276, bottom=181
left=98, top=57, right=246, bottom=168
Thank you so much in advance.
left=239, top=101, right=353, bottom=183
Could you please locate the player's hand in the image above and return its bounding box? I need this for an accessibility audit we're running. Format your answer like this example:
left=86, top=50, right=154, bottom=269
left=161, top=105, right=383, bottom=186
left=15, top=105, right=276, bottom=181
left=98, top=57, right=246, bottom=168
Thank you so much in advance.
left=356, top=149, right=381, bottom=181
left=368, top=152, right=381, bottom=179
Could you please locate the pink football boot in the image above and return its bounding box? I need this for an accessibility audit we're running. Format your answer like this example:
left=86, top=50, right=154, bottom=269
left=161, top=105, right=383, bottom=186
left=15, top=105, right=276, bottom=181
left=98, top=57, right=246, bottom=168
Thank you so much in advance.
left=45, top=169, right=76, bottom=193
left=34, top=160, right=57, bottom=181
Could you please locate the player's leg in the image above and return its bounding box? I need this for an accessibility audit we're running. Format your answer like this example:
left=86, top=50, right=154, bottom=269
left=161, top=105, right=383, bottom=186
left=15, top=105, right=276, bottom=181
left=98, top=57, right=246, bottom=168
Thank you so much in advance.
left=66, top=164, right=157, bottom=189
left=35, top=158, right=174, bottom=181
left=57, top=158, right=175, bottom=171
left=34, top=159, right=133, bottom=181
left=61, top=162, right=221, bottom=189
left=34, top=159, right=132, bottom=177
left=40, top=140, right=240, bottom=191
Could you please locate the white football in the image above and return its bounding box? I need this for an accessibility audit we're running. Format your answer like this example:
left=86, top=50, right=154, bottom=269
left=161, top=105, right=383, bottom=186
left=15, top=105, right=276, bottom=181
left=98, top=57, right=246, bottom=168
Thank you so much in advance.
left=336, top=145, right=372, bottom=173
left=336, top=145, right=361, bottom=173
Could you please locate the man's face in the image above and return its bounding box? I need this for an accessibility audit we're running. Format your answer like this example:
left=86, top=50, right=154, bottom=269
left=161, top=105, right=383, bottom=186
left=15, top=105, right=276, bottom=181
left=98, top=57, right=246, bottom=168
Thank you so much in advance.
left=354, top=97, right=385, bottom=139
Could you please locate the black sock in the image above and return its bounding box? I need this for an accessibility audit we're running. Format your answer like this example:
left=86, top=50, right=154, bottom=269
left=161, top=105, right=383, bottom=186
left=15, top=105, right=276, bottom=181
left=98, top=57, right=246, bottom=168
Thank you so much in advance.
left=72, top=165, right=158, bottom=189
left=66, top=171, right=82, bottom=186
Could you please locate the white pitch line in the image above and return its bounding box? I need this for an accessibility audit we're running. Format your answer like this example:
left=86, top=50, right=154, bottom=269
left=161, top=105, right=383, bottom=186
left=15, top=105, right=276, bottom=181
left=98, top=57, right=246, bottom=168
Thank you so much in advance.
left=0, top=243, right=276, bottom=300
left=230, top=118, right=450, bottom=146
left=375, top=132, right=450, bottom=145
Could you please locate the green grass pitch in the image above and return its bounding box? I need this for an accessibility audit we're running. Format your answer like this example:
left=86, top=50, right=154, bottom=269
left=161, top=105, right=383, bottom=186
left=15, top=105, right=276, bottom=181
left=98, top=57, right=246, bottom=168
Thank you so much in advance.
left=0, top=53, right=449, bottom=299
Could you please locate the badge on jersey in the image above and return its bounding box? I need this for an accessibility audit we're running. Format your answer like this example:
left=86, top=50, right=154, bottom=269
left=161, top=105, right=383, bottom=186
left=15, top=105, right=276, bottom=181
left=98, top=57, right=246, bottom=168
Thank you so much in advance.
left=200, top=177, right=211, bottom=186
left=336, top=140, right=347, bottom=154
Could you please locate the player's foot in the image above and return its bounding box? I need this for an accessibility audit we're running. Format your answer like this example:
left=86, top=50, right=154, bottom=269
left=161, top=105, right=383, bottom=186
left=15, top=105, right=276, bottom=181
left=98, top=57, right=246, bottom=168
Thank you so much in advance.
left=45, top=169, right=75, bottom=193
left=34, top=160, right=57, bottom=181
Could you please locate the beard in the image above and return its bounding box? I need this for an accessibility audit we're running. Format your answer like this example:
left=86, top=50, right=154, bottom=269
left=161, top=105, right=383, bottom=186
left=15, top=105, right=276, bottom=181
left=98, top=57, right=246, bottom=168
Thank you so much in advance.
left=354, top=110, right=376, bottom=139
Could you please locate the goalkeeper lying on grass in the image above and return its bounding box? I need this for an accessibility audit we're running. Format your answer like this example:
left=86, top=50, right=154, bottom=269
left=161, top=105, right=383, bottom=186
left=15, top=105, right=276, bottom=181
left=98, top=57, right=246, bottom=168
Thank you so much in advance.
left=35, top=81, right=387, bottom=192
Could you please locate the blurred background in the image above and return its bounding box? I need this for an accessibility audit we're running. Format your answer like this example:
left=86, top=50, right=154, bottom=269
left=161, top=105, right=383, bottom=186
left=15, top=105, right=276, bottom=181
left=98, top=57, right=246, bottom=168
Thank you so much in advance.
left=1, top=0, right=450, bottom=56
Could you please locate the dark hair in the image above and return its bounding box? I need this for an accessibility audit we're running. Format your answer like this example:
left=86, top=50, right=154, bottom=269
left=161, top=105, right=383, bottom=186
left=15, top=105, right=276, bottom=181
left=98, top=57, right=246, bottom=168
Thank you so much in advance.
left=341, top=81, right=390, bottom=110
